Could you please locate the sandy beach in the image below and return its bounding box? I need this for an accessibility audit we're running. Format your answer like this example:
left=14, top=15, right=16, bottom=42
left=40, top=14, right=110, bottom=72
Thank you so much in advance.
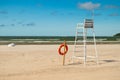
left=0, top=44, right=120, bottom=80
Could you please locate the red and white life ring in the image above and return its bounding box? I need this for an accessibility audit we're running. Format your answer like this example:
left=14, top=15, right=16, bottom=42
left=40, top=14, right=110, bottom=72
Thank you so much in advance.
left=58, top=43, right=68, bottom=55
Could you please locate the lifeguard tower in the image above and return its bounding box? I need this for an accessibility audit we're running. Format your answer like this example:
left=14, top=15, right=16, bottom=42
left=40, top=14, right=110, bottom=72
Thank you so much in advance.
left=72, top=19, right=98, bottom=65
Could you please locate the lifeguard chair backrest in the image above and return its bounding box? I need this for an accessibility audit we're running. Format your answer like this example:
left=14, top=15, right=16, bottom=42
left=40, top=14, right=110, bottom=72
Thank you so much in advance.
left=84, top=19, right=94, bottom=28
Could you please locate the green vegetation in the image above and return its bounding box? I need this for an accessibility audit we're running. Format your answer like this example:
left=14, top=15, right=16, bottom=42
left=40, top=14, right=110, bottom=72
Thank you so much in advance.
left=0, top=36, right=75, bottom=41
left=113, top=33, right=120, bottom=37
left=0, top=36, right=120, bottom=45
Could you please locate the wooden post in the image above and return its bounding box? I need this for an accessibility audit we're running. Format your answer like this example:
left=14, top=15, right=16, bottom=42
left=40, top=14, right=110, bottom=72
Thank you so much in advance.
left=63, top=40, right=66, bottom=66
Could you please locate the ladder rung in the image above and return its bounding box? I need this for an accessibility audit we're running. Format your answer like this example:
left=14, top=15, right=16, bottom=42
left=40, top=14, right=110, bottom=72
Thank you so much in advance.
left=77, top=27, right=84, bottom=29
left=72, top=56, right=97, bottom=60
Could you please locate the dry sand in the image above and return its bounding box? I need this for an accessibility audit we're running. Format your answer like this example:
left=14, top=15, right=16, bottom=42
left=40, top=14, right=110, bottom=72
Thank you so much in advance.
left=0, top=44, right=120, bottom=80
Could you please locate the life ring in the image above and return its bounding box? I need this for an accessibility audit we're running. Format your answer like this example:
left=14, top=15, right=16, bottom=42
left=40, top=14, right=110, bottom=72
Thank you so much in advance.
left=58, top=43, right=68, bottom=55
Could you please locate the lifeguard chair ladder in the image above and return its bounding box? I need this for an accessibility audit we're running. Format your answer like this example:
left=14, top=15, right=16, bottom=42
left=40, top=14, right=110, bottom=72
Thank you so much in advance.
left=72, top=19, right=98, bottom=65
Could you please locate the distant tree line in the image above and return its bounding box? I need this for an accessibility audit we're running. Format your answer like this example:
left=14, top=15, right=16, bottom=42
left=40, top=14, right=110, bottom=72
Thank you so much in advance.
left=114, top=33, right=120, bottom=37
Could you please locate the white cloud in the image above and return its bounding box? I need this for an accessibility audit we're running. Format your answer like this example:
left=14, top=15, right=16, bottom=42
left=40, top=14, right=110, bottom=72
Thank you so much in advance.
left=78, top=2, right=100, bottom=10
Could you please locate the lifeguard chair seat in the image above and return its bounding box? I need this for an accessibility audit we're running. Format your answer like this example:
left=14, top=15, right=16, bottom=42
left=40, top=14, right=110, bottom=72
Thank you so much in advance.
left=84, top=19, right=94, bottom=28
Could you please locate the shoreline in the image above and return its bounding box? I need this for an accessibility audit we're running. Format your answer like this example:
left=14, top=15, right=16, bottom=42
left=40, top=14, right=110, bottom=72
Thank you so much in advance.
left=0, top=41, right=120, bottom=45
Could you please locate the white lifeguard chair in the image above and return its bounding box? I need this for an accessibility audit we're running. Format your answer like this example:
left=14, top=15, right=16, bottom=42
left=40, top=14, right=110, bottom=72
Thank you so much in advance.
left=72, top=19, right=98, bottom=65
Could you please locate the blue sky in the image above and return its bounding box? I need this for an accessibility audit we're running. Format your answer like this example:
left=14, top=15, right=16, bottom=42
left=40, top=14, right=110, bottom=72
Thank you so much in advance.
left=0, top=0, right=120, bottom=36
